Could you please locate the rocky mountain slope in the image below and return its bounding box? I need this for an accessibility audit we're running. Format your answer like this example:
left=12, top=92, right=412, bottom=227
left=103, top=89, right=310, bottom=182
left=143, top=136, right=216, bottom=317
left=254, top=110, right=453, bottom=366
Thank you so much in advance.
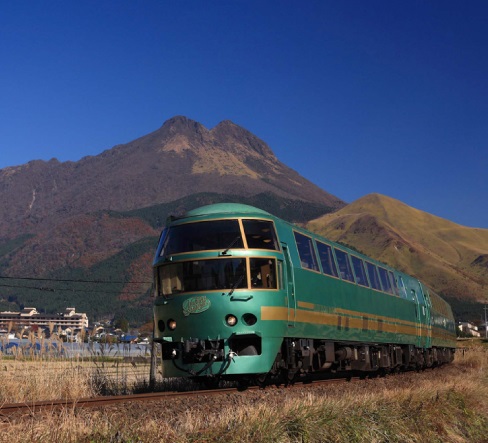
left=0, top=116, right=343, bottom=239
left=307, top=193, right=488, bottom=307
left=0, top=116, right=344, bottom=323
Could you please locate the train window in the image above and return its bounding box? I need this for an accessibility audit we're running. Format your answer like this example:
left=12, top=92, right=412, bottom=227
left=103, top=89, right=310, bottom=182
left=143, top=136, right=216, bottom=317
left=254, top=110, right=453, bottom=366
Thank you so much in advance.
left=389, top=271, right=400, bottom=296
left=351, top=256, right=369, bottom=287
left=250, top=258, right=277, bottom=289
left=161, top=220, right=243, bottom=256
left=158, top=258, right=248, bottom=296
left=397, top=276, right=408, bottom=299
left=277, top=261, right=284, bottom=290
left=365, top=262, right=382, bottom=291
left=378, top=267, right=394, bottom=294
left=334, top=249, right=355, bottom=283
left=316, top=241, right=339, bottom=277
left=242, top=220, right=279, bottom=250
left=294, top=232, right=319, bottom=272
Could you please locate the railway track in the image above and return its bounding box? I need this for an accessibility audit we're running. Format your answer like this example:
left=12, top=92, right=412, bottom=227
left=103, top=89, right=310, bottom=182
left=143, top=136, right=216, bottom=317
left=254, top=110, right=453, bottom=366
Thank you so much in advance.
left=0, top=376, right=358, bottom=417
left=0, top=388, right=236, bottom=416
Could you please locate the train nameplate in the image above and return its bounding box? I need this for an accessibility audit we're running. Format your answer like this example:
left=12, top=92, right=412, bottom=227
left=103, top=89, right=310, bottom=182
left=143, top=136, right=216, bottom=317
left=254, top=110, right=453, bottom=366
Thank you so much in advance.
left=182, top=296, right=211, bottom=316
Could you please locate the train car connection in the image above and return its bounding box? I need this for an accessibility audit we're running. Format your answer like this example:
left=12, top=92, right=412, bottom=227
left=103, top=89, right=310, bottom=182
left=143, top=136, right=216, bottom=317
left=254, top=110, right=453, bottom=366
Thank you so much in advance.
left=152, top=203, right=456, bottom=383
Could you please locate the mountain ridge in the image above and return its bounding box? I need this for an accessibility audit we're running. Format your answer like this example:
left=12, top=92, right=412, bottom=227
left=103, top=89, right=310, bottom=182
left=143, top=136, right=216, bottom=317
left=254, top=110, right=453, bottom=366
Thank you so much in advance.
left=0, top=117, right=344, bottom=323
left=0, top=116, right=344, bottom=240
left=307, top=193, right=488, bottom=303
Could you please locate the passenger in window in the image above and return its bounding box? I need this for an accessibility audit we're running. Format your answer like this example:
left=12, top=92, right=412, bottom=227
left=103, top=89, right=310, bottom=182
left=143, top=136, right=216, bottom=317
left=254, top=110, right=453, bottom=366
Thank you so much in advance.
left=252, top=271, right=263, bottom=287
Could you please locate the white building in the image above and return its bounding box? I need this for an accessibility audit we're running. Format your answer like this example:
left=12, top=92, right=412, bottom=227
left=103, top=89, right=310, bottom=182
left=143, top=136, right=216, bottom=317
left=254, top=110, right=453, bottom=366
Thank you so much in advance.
left=457, top=321, right=481, bottom=337
left=0, top=307, right=88, bottom=331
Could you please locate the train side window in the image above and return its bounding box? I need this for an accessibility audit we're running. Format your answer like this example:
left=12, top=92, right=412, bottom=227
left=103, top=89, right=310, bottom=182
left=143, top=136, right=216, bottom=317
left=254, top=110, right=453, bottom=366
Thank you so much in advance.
left=351, top=256, right=369, bottom=287
left=316, top=241, right=339, bottom=277
left=378, top=267, right=394, bottom=294
left=334, top=249, right=355, bottom=283
left=397, top=276, right=408, bottom=299
left=277, top=261, right=284, bottom=290
left=389, top=271, right=400, bottom=296
left=365, top=262, right=382, bottom=291
left=294, top=232, right=319, bottom=272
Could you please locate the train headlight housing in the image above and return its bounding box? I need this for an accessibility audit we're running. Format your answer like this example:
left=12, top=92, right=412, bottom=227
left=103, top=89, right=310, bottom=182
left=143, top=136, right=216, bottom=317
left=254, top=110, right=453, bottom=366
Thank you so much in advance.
left=167, top=319, right=177, bottom=330
left=242, top=313, right=257, bottom=326
left=226, top=314, right=238, bottom=327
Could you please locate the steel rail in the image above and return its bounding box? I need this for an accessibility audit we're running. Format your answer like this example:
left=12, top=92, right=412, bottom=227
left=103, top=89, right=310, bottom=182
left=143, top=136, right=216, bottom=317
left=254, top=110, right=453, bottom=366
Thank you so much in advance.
left=0, top=376, right=362, bottom=417
left=0, top=387, right=242, bottom=416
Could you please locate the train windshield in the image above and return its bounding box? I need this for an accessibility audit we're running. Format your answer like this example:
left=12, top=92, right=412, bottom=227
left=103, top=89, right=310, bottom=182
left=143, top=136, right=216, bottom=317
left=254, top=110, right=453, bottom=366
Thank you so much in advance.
left=161, top=220, right=243, bottom=256
left=160, top=219, right=279, bottom=256
left=157, top=257, right=277, bottom=296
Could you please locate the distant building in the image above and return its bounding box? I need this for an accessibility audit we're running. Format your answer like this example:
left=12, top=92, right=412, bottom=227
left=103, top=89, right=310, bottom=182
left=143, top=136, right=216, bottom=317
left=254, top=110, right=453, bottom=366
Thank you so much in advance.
left=478, top=323, right=488, bottom=338
left=0, top=307, right=88, bottom=331
left=458, top=321, right=481, bottom=337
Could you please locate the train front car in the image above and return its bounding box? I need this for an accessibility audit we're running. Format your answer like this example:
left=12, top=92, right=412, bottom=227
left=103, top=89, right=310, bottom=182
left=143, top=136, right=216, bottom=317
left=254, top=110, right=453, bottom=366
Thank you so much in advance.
left=153, top=203, right=286, bottom=382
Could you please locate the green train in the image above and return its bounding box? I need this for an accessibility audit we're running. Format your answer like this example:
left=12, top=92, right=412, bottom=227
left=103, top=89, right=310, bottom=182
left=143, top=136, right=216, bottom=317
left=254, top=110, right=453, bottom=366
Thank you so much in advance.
left=153, top=203, right=456, bottom=383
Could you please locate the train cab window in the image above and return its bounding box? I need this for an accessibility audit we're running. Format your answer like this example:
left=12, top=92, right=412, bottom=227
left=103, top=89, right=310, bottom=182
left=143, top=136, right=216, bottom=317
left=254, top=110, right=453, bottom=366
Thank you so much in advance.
left=158, top=258, right=248, bottom=296
left=294, top=232, right=319, bottom=272
left=243, top=220, right=279, bottom=250
left=316, top=241, right=339, bottom=278
left=161, top=220, right=243, bottom=256
left=378, top=267, right=394, bottom=294
left=334, top=249, right=355, bottom=283
left=366, top=262, right=382, bottom=291
left=250, top=258, right=277, bottom=289
left=351, top=256, right=369, bottom=287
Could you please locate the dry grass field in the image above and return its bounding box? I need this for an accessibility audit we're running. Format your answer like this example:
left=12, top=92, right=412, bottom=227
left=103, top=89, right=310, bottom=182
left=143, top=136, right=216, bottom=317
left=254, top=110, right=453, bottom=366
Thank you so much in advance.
left=1, top=342, right=487, bottom=442
left=0, top=339, right=153, bottom=403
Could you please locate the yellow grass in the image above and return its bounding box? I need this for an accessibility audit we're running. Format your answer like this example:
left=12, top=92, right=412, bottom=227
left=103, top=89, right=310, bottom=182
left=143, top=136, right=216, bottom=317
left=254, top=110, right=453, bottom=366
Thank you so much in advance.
left=0, top=344, right=487, bottom=442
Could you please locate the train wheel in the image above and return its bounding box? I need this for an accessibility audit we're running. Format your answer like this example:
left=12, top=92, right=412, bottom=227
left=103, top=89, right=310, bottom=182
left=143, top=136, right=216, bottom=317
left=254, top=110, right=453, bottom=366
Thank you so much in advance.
left=256, top=373, right=268, bottom=388
left=237, top=377, right=252, bottom=390
left=284, top=369, right=298, bottom=386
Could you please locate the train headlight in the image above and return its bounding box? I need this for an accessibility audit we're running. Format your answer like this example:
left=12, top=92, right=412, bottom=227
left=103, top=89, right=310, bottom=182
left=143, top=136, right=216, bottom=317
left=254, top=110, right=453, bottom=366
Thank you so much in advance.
left=242, top=313, right=257, bottom=326
left=226, top=314, right=238, bottom=327
left=167, top=319, right=177, bottom=330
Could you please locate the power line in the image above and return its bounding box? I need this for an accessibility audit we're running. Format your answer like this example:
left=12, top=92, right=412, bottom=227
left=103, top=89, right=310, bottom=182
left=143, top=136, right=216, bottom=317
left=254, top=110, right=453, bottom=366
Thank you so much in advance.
left=0, top=283, right=150, bottom=295
left=0, top=275, right=152, bottom=285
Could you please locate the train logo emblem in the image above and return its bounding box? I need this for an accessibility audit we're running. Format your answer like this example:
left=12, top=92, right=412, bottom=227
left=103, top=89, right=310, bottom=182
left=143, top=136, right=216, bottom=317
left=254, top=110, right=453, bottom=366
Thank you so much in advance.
left=183, top=296, right=211, bottom=316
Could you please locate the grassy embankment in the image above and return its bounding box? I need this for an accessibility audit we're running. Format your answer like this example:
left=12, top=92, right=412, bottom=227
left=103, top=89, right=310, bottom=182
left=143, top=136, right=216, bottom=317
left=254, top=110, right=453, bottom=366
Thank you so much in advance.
left=1, top=342, right=487, bottom=443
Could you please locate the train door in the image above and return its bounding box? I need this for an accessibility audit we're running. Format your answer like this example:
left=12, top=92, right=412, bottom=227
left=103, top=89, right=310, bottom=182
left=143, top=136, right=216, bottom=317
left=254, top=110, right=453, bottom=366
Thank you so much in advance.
left=281, top=243, right=296, bottom=328
left=411, top=289, right=422, bottom=347
left=418, top=284, right=432, bottom=348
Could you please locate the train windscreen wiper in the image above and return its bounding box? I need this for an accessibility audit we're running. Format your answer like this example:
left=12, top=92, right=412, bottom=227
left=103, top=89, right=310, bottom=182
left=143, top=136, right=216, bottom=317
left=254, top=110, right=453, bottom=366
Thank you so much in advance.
left=228, top=274, right=245, bottom=296
left=221, top=236, right=241, bottom=255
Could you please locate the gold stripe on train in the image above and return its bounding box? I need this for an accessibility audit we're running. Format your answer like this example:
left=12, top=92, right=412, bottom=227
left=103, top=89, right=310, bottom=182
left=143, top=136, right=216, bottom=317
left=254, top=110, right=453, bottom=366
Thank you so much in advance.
left=261, top=306, right=426, bottom=337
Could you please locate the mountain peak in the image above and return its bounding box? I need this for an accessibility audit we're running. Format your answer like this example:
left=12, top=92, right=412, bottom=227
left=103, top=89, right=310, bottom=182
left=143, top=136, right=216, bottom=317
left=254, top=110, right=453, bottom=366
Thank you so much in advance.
left=159, top=115, right=208, bottom=136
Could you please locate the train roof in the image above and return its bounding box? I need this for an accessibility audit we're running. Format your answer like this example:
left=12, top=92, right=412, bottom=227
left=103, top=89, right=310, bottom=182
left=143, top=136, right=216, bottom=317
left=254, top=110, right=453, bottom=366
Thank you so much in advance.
left=185, top=203, right=272, bottom=218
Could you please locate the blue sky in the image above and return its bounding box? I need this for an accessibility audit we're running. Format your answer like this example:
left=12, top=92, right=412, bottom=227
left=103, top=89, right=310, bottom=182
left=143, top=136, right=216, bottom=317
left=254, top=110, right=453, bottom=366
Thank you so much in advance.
left=1, top=1, right=487, bottom=228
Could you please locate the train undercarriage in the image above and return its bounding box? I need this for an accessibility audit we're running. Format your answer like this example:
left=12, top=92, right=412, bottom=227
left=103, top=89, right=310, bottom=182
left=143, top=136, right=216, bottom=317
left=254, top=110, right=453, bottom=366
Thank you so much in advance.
left=273, top=338, right=455, bottom=379
left=161, top=336, right=455, bottom=387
